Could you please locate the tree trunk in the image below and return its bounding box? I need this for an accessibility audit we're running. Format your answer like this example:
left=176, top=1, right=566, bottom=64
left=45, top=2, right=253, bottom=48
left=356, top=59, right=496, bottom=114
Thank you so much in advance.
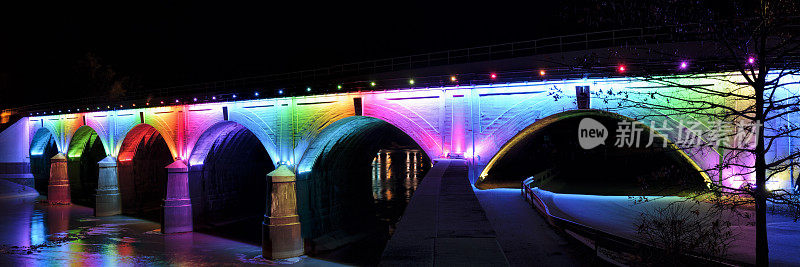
left=754, top=74, right=768, bottom=266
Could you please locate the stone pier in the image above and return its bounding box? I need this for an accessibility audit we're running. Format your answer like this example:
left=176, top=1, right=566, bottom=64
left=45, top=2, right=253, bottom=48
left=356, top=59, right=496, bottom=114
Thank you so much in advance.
left=95, top=156, right=121, bottom=216
left=263, top=165, right=304, bottom=259
left=163, top=160, right=192, bottom=234
left=47, top=153, right=70, bottom=204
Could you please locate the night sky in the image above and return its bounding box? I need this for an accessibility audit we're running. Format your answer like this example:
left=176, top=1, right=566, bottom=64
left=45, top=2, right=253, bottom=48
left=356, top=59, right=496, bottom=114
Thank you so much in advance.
left=0, top=1, right=652, bottom=109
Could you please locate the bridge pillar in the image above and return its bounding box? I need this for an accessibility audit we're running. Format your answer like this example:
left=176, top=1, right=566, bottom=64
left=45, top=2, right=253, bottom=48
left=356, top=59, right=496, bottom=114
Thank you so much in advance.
left=95, top=156, right=121, bottom=216
left=47, top=153, right=70, bottom=204
left=263, top=165, right=304, bottom=259
left=163, top=160, right=192, bottom=234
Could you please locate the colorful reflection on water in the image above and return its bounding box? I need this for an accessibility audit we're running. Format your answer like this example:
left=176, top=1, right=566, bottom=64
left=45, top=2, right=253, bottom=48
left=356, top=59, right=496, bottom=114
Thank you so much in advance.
left=0, top=196, right=341, bottom=266
left=371, top=149, right=429, bottom=234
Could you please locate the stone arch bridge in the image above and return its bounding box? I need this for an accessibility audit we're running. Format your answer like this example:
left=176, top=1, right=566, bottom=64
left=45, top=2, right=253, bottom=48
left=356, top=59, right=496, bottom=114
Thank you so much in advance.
left=0, top=72, right=797, bottom=256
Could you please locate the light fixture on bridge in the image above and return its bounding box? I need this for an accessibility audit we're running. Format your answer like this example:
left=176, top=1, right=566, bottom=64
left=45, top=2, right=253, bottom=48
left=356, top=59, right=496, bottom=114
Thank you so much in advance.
left=679, top=61, right=688, bottom=70
left=107, top=106, right=110, bottom=108
left=146, top=102, right=150, bottom=106
left=747, top=57, right=756, bottom=64
left=120, top=105, right=123, bottom=108
left=278, top=89, right=284, bottom=95
left=618, top=65, right=626, bottom=73
left=212, top=96, right=216, bottom=100
left=160, top=101, right=165, bottom=104
left=370, top=81, right=376, bottom=87
left=450, top=76, right=457, bottom=82
left=337, top=84, right=342, bottom=90
left=539, top=70, right=546, bottom=76
left=175, top=99, right=180, bottom=103
left=193, top=97, right=198, bottom=101
left=67, top=109, right=70, bottom=112
left=409, top=79, right=415, bottom=85
left=254, top=92, right=259, bottom=97
left=232, top=94, right=237, bottom=98
left=306, top=87, right=311, bottom=92
left=490, top=73, right=497, bottom=79
left=132, top=104, right=136, bottom=107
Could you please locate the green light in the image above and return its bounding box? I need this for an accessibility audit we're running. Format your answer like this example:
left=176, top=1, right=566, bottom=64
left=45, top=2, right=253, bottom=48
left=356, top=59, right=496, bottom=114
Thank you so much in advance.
left=337, top=84, right=342, bottom=90
left=409, top=79, right=415, bottom=85
left=370, top=82, right=376, bottom=87
left=306, top=87, right=311, bottom=92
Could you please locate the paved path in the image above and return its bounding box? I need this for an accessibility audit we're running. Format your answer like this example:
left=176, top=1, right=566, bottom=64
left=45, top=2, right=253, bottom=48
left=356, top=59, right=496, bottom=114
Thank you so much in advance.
left=474, top=188, right=594, bottom=266
left=380, top=159, right=509, bottom=266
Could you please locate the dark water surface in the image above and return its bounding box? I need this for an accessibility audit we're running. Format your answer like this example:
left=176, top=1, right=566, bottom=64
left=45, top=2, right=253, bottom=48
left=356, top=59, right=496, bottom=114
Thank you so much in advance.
left=0, top=149, right=428, bottom=266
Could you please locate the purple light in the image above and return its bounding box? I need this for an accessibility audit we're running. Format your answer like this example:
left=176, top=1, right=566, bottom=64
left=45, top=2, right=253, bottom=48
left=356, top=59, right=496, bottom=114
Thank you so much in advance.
left=212, top=96, right=216, bottom=100
left=175, top=99, right=179, bottom=103
left=232, top=94, right=237, bottom=99
left=679, top=61, right=688, bottom=69
left=193, top=97, right=198, bottom=102
left=748, top=57, right=755, bottom=64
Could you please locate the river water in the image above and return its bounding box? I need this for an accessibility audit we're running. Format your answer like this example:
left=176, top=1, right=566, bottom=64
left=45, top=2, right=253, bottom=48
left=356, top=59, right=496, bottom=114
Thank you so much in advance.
left=0, top=149, right=429, bottom=266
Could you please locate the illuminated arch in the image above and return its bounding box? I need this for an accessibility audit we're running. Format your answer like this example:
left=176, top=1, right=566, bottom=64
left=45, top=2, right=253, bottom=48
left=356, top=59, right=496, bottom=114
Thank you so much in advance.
left=67, top=126, right=109, bottom=158
left=117, top=124, right=179, bottom=161
left=30, top=128, right=59, bottom=157
left=476, top=109, right=711, bottom=189
left=187, top=121, right=276, bottom=167
left=363, top=104, right=442, bottom=160
left=297, top=116, right=389, bottom=173
left=295, top=115, right=429, bottom=239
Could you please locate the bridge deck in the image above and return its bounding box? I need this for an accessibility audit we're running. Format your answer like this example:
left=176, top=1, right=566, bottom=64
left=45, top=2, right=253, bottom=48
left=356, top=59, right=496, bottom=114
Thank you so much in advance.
left=379, top=159, right=509, bottom=266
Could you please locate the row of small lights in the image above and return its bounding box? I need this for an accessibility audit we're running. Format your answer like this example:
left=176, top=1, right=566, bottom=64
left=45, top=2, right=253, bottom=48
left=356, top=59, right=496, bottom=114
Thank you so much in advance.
left=29, top=58, right=758, bottom=116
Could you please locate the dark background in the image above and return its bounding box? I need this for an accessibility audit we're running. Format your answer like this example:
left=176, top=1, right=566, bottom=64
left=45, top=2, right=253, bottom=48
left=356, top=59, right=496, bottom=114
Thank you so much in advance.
left=0, top=0, right=733, bottom=109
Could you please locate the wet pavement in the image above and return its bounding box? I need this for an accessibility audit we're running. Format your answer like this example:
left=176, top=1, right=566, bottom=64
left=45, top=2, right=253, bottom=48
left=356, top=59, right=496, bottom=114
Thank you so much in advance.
left=0, top=196, right=343, bottom=266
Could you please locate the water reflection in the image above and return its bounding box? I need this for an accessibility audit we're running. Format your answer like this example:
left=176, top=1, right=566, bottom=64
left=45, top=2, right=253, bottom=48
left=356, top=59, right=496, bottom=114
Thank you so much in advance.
left=0, top=196, right=341, bottom=266
left=371, top=149, right=429, bottom=234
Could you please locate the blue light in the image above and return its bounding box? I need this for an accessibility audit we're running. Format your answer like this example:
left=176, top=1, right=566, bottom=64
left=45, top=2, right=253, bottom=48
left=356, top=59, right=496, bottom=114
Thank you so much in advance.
left=255, top=92, right=260, bottom=97
left=278, top=89, right=284, bottom=95
left=232, top=94, right=237, bottom=98
left=193, top=97, right=198, bottom=101
left=306, top=87, right=311, bottom=92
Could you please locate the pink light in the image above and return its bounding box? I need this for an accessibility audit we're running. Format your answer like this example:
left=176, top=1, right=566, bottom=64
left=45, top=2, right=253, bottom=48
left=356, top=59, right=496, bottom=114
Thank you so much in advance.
left=747, top=57, right=755, bottom=64
left=490, top=73, right=497, bottom=79
left=160, top=101, right=164, bottom=104
left=679, top=61, right=688, bottom=69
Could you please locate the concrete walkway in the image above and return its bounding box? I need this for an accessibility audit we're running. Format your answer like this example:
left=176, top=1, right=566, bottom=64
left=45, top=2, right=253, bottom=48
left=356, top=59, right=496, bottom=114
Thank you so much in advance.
left=380, top=159, right=509, bottom=266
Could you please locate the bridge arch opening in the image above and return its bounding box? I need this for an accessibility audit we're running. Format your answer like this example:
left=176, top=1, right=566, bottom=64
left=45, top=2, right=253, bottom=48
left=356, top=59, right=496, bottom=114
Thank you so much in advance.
left=477, top=110, right=707, bottom=196
left=187, top=121, right=272, bottom=244
left=117, top=124, right=173, bottom=221
left=30, top=128, right=59, bottom=194
left=296, top=116, right=430, bottom=254
left=66, top=126, right=107, bottom=207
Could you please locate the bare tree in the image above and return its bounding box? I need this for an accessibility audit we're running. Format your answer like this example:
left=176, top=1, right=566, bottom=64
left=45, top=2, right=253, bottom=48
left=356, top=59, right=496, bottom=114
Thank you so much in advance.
left=591, top=2, right=800, bottom=265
